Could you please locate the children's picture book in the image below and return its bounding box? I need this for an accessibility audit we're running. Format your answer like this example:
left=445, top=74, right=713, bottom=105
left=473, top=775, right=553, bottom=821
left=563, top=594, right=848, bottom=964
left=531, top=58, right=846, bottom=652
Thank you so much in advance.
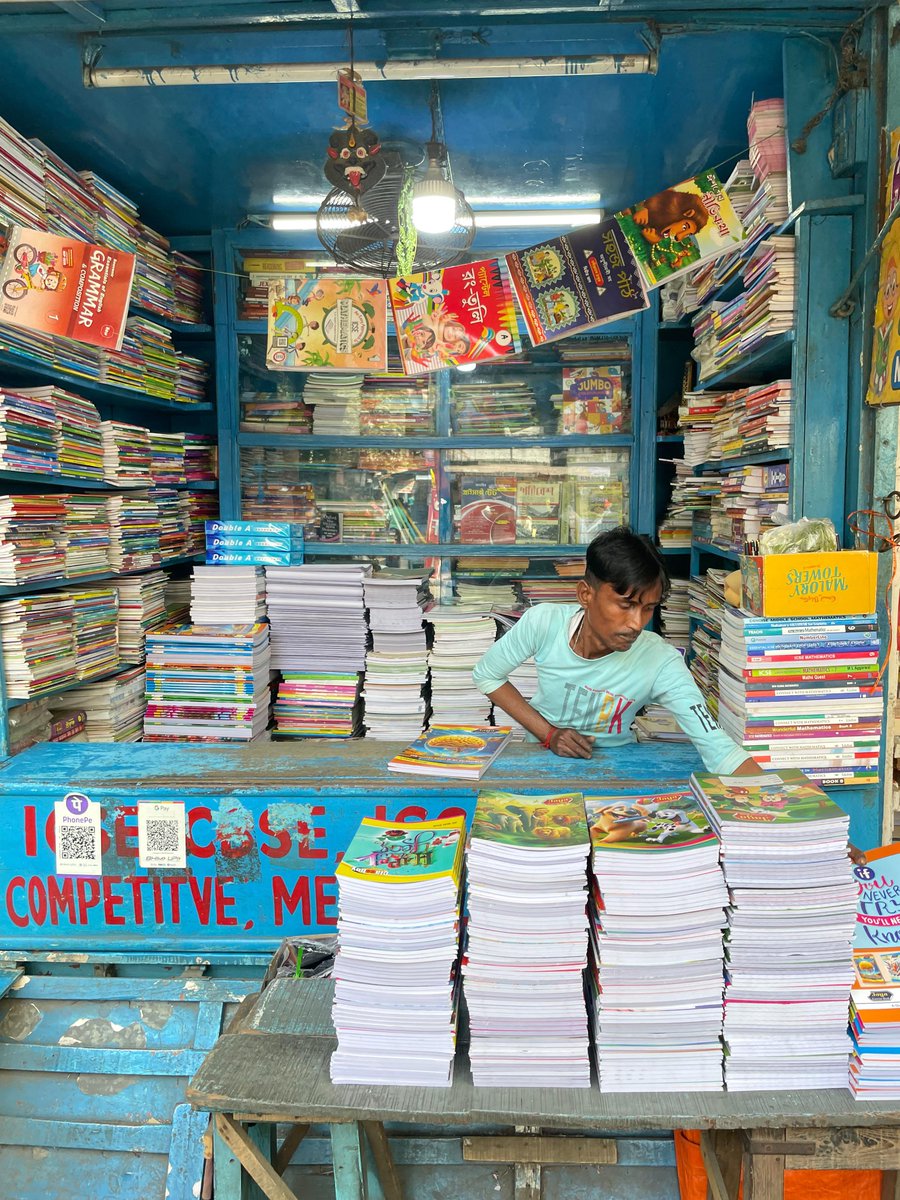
left=614, top=169, right=745, bottom=289
left=585, top=790, right=717, bottom=851
left=561, top=366, right=626, bottom=434
left=867, top=128, right=900, bottom=406
left=266, top=274, right=387, bottom=372
left=335, top=815, right=466, bottom=884
left=458, top=476, right=517, bottom=544
left=572, top=478, right=625, bottom=542
left=854, top=843, right=900, bottom=954
left=505, top=218, right=648, bottom=347
left=0, top=221, right=136, bottom=350
left=388, top=259, right=521, bottom=375
left=387, top=724, right=513, bottom=780
left=516, top=478, right=561, bottom=544
left=690, top=768, right=848, bottom=825
left=471, top=789, right=588, bottom=848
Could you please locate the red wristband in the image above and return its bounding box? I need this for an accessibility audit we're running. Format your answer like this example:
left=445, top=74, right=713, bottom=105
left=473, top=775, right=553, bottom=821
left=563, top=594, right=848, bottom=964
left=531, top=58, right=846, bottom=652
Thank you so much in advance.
left=542, top=726, right=557, bottom=750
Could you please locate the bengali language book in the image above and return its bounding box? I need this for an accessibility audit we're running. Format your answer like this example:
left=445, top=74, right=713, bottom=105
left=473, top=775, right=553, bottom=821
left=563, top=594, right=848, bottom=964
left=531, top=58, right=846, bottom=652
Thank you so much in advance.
left=614, top=169, right=746, bottom=289
left=571, top=477, right=625, bottom=543
left=506, top=218, right=648, bottom=347
left=850, top=844, right=900, bottom=1098
left=266, top=275, right=387, bottom=372
left=387, top=724, right=513, bottom=781
left=0, top=221, right=136, bottom=350
left=388, top=259, right=521, bottom=375
left=515, top=478, right=561, bottom=545
left=458, top=476, right=517, bottom=545
left=561, top=365, right=626, bottom=434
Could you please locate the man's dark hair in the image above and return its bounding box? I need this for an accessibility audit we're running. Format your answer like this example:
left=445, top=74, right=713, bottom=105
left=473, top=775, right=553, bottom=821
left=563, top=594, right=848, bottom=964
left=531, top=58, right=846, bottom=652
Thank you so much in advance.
left=584, top=526, right=671, bottom=603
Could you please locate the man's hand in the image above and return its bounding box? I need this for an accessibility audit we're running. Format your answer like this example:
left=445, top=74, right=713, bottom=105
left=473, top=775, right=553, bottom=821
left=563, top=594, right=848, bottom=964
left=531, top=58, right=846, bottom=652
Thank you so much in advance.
left=849, top=844, right=867, bottom=866
left=548, top=727, right=594, bottom=759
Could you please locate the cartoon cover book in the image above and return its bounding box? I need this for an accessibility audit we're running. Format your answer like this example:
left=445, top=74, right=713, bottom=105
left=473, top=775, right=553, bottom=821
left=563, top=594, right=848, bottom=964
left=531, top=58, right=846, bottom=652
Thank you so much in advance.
left=266, top=274, right=387, bottom=372
left=0, top=221, right=136, bottom=351
left=854, top=844, right=900, bottom=958
left=387, top=725, right=513, bottom=780
left=585, top=790, right=718, bottom=851
left=458, top=476, right=517, bottom=544
left=388, top=259, right=521, bottom=375
left=690, top=768, right=848, bottom=825
left=613, top=169, right=746, bottom=289
left=335, top=815, right=466, bottom=884
left=505, top=218, right=648, bottom=347
left=867, top=128, right=900, bottom=406
left=561, top=366, right=626, bottom=434
left=471, top=789, right=589, bottom=849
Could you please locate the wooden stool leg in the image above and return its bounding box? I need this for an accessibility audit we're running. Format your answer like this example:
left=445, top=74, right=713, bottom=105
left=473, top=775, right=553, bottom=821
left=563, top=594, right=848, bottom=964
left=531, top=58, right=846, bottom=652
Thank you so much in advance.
left=743, top=1129, right=785, bottom=1200
left=363, top=1122, right=403, bottom=1200
left=882, top=1171, right=900, bottom=1200
left=331, top=1122, right=370, bottom=1200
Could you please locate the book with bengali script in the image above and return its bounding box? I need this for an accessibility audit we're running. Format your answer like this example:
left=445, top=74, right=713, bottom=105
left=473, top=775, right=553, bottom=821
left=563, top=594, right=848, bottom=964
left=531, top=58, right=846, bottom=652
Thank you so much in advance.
left=388, top=725, right=514, bottom=780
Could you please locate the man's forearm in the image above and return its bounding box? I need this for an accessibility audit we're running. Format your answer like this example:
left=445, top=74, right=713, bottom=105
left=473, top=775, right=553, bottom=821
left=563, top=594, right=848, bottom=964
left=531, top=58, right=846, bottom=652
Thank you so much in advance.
left=486, top=682, right=555, bottom=742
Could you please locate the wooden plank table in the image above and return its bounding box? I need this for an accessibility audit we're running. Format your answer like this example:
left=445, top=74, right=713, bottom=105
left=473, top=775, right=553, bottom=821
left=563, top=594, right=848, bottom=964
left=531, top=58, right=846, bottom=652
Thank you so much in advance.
left=187, top=977, right=900, bottom=1200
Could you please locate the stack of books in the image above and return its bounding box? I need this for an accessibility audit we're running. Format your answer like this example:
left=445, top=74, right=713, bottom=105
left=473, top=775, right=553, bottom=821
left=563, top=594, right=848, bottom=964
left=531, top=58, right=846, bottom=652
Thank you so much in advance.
left=143, top=622, right=272, bottom=742
left=464, top=789, right=592, bottom=1086
left=363, top=571, right=432, bottom=742
left=0, top=494, right=67, bottom=586
left=265, top=564, right=371, bottom=675
left=164, top=575, right=192, bottom=623
left=451, top=380, right=537, bottom=436
left=190, top=565, right=267, bottom=624
left=65, top=665, right=148, bottom=742
left=692, top=770, right=855, bottom=1090
left=183, top=433, right=217, bottom=483
left=239, top=389, right=314, bottom=435
left=587, top=790, right=727, bottom=1091
left=518, top=578, right=580, bottom=605
left=702, top=463, right=789, bottom=554
left=50, top=388, right=105, bottom=481
left=0, top=593, right=77, bottom=699
left=502, top=658, right=540, bottom=739
left=455, top=578, right=519, bottom=610
left=62, top=493, right=111, bottom=578
left=388, top=725, right=512, bottom=780
left=185, top=491, right=218, bottom=553
left=0, top=114, right=47, bottom=227
left=111, top=570, right=169, bottom=662
left=748, top=98, right=789, bottom=224
left=0, top=388, right=58, bottom=475
left=100, top=421, right=153, bottom=486
left=172, top=251, right=206, bottom=324
left=361, top=372, right=434, bottom=435
left=80, top=170, right=140, bottom=253
left=151, top=487, right=189, bottom=559
left=850, top=845, right=900, bottom=1099
left=105, top=492, right=163, bottom=572
left=149, top=431, right=186, bottom=485
left=273, top=672, right=362, bottom=738
left=716, top=608, right=882, bottom=786
left=330, top=815, right=467, bottom=1086
left=69, top=587, right=120, bottom=680
left=657, top=457, right=693, bottom=550
left=134, top=221, right=176, bottom=319
left=304, top=373, right=364, bottom=435
left=8, top=698, right=52, bottom=756
left=427, top=609, right=498, bottom=724
left=688, top=568, right=728, bottom=718
left=659, top=577, right=691, bottom=651
left=678, top=388, right=727, bottom=467
left=31, top=139, right=97, bottom=239
left=175, top=354, right=210, bottom=406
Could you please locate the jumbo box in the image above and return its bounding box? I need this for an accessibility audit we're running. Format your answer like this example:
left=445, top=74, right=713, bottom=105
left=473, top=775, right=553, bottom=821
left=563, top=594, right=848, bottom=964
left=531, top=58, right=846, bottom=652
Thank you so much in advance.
left=740, top=551, right=878, bottom=618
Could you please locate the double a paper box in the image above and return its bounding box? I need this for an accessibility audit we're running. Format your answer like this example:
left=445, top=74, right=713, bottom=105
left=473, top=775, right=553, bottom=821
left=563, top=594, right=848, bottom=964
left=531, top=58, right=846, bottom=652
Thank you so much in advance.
left=741, top=551, right=877, bottom=618
left=205, top=520, right=293, bottom=537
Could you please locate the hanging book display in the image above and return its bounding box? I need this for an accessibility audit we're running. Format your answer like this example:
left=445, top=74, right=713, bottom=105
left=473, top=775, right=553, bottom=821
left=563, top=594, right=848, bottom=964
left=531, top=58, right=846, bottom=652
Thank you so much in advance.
left=0, top=221, right=136, bottom=350
left=506, top=218, right=648, bottom=346
left=614, top=169, right=746, bottom=289
left=867, top=128, right=900, bottom=406
left=266, top=274, right=388, bottom=372
left=388, top=259, right=521, bottom=375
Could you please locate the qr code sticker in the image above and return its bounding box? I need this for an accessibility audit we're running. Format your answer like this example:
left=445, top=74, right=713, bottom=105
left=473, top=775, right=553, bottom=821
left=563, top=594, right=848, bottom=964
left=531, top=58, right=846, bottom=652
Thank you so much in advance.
left=273, top=335, right=288, bottom=347
left=144, top=819, right=180, bottom=853
left=2, top=303, right=17, bottom=316
left=59, top=824, right=97, bottom=863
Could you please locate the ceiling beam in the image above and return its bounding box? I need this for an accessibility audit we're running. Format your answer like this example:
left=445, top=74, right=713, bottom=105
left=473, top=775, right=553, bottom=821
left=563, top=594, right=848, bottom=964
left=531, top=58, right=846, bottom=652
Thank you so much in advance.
left=52, top=1, right=106, bottom=23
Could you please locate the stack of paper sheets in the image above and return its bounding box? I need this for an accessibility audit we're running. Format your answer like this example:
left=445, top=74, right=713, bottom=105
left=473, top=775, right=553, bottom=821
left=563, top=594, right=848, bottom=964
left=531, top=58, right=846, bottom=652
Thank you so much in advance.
left=463, top=789, right=592, bottom=1087
left=587, top=790, right=727, bottom=1092
left=363, top=571, right=432, bottom=742
left=265, top=564, right=371, bottom=673
left=427, top=608, right=498, bottom=724
left=190, top=566, right=266, bottom=624
left=331, top=815, right=466, bottom=1086
left=692, top=769, right=855, bottom=1091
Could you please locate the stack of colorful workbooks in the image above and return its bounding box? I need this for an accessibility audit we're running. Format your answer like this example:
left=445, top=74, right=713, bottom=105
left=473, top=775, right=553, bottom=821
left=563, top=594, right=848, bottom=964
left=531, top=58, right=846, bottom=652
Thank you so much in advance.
left=64, top=665, right=147, bottom=742
left=62, top=494, right=111, bottom=578
left=388, top=725, right=512, bottom=781
left=149, top=431, right=187, bottom=485
left=463, top=790, right=592, bottom=1087
left=330, top=815, right=467, bottom=1086
left=100, top=420, right=153, bottom=486
left=427, top=608, right=498, bottom=724
left=691, top=770, right=855, bottom=1091
left=273, top=672, right=362, bottom=738
left=716, top=608, right=882, bottom=786
left=190, top=566, right=267, bottom=624
left=143, top=621, right=272, bottom=742
left=68, top=587, right=120, bottom=681
left=105, top=492, right=163, bottom=573
left=850, top=844, right=900, bottom=1098
left=51, top=388, right=105, bottom=481
left=0, top=388, right=58, bottom=475
left=111, top=570, right=169, bottom=662
left=587, top=791, right=727, bottom=1091
left=0, top=494, right=67, bottom=586
left=0, top=592, right=78, bottom=699
left=362, top=571, right=432, bottom=742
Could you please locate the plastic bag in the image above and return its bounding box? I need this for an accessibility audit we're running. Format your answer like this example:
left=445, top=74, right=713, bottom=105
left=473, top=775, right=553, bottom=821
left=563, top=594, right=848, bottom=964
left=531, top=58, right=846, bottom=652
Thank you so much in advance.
left=759, top=516, right=839, bottom=556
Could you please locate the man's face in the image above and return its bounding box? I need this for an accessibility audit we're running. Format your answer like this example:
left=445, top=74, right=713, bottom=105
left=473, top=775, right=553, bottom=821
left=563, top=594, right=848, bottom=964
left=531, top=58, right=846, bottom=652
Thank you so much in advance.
left=576, top=578, right=663, bottom=655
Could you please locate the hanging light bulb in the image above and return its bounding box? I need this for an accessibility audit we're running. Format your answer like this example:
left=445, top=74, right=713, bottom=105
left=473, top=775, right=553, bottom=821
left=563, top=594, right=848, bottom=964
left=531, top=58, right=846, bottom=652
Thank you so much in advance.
left=412, top=142, right=458, bottom=235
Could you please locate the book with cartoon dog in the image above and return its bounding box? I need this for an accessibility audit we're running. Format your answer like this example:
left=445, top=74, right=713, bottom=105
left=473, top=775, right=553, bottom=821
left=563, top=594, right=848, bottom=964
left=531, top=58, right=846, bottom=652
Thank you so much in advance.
left=585, top=790, right=718, bottom=859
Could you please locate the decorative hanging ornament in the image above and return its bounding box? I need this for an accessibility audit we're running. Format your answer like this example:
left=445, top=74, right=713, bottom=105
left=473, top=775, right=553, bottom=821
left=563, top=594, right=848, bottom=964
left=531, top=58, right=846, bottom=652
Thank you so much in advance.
left=324, top=121, right=386, bottom=198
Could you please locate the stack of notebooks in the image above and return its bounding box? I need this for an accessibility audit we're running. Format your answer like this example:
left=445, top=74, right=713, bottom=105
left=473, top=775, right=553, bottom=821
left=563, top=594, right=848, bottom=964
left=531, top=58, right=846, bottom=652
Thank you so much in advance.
left=0, top=494, right=67, bottom=586
left=183, top=433, right=217, bottom=483
left=304, top=374, right=364, bottom=435
left=143, top=622, right=272, bottom=742
left=659, top=577, right=691, bottom=652
left=0, top=388, right=58, bottom=475
left=265, top=564, right=371, bottom=675
left=50, top=388, right=105, bottom=481
left=172, top=251, right=206, bottom=324
left=692, top=770, right=855, bottom=1091
left=62, top=495, right=112, bottom=578
left=190, top=566, right=267, bottom=624
left=100, top=421, right=153, bottom=486
left=149, top=431, right=187, bottom=485
left=687, top=569, right=728, bottom=719
left=59, top=666, right=148, bottom=742
left=716, top=608, right=882, bottom=786
left=0, top=592, right=78, bottom=699
left=427, top=608, right=498, bottom=725
left=239, top=389, right=314, bottom=435
left=69, top=587, right=120, bottom=681
left=451, top=380, right=538, bottom=436
left=518, top=578, right=580, bottom=605
left=850, top=845, right=900, bottom=1099
left=330, top=815, right=466, bottom=1086
left=587, top=790, right=727, bottom=1091
left=464, top=789, right=592, bottom=1086
left=112, top=570, right=169, bottom=662
left=388, top=725, right=512, bottom=780
left=362, top=571, right=432, bottom=743
left=273, top=673, right=362, bottom=738
left=360, top=372, right=434, bottom=435
left=106, top=492, right=163, bottom=573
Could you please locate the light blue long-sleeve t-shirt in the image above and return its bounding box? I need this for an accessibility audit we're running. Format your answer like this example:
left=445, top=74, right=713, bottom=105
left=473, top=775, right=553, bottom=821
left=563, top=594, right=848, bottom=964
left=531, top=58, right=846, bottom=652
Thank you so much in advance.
left=471, top=603, right=747, bottom=774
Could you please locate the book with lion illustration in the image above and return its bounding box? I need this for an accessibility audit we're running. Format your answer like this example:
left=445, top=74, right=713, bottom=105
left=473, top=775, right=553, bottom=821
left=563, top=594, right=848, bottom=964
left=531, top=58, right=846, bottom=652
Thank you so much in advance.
left=471, top=789, right=589, bottom=850
left=614, top=169, right=745, bottom=289
left=266, top=274, right=387, bottom=371
left=387, top=724, right=513, bottom=780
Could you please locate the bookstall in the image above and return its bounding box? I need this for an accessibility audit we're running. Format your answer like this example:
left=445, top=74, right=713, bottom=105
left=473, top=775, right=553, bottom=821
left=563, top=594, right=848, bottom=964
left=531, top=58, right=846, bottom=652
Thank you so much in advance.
left=0, top=2, right=896, bottom=1199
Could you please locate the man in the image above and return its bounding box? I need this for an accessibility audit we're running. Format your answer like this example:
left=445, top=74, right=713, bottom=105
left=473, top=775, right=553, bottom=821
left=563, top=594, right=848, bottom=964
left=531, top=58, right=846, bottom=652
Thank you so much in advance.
left=472, top=526, right=760, bottom=774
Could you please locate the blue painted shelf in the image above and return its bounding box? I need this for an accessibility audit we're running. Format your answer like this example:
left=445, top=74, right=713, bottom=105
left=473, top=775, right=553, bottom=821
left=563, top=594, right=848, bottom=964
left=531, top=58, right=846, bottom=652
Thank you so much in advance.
left=693, top=332, right=795, bottom=392
left=658, top=545, right=691, bottom=555
left=0, top=470, right=218, bottom=491
left=656, top=434, right=684, bottom=444
left=692, top=449, right=791, bottom=473
left=237, top=431, right=633, bottom=450
left=0, top=553, right=204, bottom=599
left=303, top=542, right=588, bottom=558
left=690, top=539, right=742, bottom=563
left=129, top=306, right=213, bottom=337
left=7, top=662, right=141, bottom=710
